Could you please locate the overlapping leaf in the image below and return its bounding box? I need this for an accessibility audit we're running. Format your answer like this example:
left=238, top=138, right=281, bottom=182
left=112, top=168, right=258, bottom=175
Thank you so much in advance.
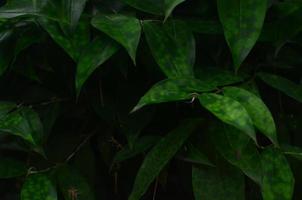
left=91, top=14, right=141, bottom=64
left=211, top=123, right=262, bottom=184
left=129, top=119, right=201, bottom=200
left=143, top=20, right=195, bottom=78
left=261, top=147, right=294, bottom=200
left=76, top=36, right=120, bottom=95
left=132, top=78, right=216, bottom=112
left=224, top=86, right=278, bottom=145
left=217, top=0, right=268, bottom=69
left=21, top=173, right=57, bottom=200
left=199, top=93, right=256, bottom=142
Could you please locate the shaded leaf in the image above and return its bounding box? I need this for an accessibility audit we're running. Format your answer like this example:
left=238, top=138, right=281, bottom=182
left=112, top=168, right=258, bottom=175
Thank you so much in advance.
left=64, top=0, right=88, bottom=29
left=217, top=0, right=268, bottom=69
left=195, top=68, right=244, bottom=87
left=199, top=93, right=256, bottom=142
left=113, top=135, right=160, bottom=163
left=192, top=163, right=245, bottom=200
left=211, top=123, right=262, bottom=184
left=258, top=72, right=302, bottom=103
left=261, top=147, right=294, bottom=200
left=129, top=119, right=201, bottom=200
left=21, top=173, right=57, bottom=200
left=91, top=14, right=141, bottom=64
left=183, top=143, right=214, bottom=167
left=0, top=157, right=27, bottom=178
left=122, top=0, right=163, bottom=15
left=142, top=20, right=195, bottom=78
left=76, top=36, right=120, bottom=95
left=56, top=165, right=95, bottom=200
left=224, top=86, right=278, bottom=145
left=132, top=78, right=216, bottom=112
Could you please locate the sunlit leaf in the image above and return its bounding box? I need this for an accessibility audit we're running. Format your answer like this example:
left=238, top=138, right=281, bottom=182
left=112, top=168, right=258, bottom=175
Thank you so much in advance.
left=129, top=119, right=201, bottom=200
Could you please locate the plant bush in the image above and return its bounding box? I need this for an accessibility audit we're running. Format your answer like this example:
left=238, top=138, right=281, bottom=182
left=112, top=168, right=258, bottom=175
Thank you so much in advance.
left=0, top=0, right=301, bottom=199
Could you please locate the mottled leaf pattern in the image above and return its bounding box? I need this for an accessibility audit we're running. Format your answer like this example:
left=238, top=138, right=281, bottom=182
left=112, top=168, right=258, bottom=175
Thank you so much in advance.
left=129, top=119, right=201, bottom=200
left=0, top=157, right=27, bottom=178
left=199, top=93, right=256, bottom=142
left=211, top=123, right=262, bottom=184
left=133, top=78, right=216, bottom=112
left=217, top=0, right=268, bottom=69
left=224, top=86, right=278, bottom=145
left=143, top=21, right=195, bottom=78
left=258, top=72, right=302, bottom=103
left=192, top=163, right=245, bottom=200
left=261, top=147, right=294, bottom=200
left=91, top=14, right=141, bottom=64
left=21, top=173, right=57, bottom=200
left=76, top=36, right=120, bottom=95
left=56, top=165, right=95, bottom=200
left=0, top=108, right=44, bottom=147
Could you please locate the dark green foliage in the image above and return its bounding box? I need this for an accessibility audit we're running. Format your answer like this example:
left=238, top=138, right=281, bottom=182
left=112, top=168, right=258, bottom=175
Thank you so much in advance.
left=0, top=0, right=301, bottom=199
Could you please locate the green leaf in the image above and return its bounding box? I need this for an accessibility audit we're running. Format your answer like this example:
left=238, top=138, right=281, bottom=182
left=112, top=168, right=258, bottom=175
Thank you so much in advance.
left=129, top=119, right=201, bottom=200
left=122, top=0, right=164, bottom=15
left=0, top=102, right=16, bottom=118
left=21, top=173, right=57, bottom=200
left=282, top=144, right=302, bottom=161
left=192, top=163, right=245, bottom=200
left=91, top=14, right=141, bottom=64
left=261, top=147, right=294, bottom=200
left=258, top=72, right=302, bottom=103
left=63, top=0, right=88, bottom=29
left=164, top=0, right=186, bottom=21
left=75, top=36, right=120, bottom=96
left=132, top=78, right=216, bottom=112
left=142, top=20, right=195, bottom=78
left=195, top=68, right=244, bottom=87
left=0, top=157, right=27, bottom=178
left=0, top=0, right=47, bottom=19
left=183, top=143, right=214, bottom=167
left=199, top=93, right=256, bottom=142
left=39, top=17, right=90, bottom=61
left=217, top=0, right=268, bottom=69
left=0, top=107, right=44, bottom=147
left=224, top=86, right=278, bottom=145
left=211, top=123, right=263, bottom=184
left=56, top=165, right=95, bottom=200
left=113, top=135, right=160, bottom=163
